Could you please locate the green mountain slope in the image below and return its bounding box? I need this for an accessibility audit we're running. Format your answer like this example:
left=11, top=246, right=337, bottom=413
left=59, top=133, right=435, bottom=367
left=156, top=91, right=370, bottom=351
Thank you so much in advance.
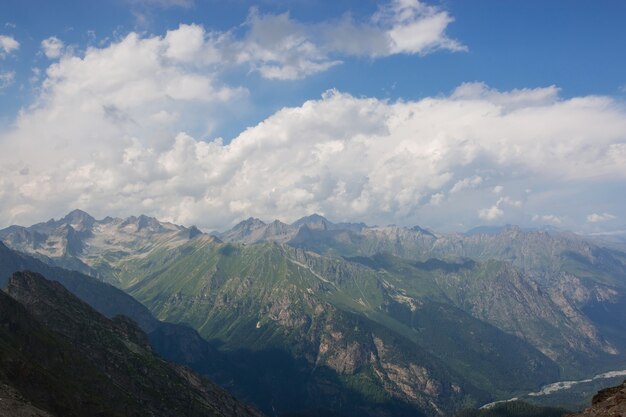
left=121, top=238, right=560, bottom=413
left=3, top=211, right=626, bottom=415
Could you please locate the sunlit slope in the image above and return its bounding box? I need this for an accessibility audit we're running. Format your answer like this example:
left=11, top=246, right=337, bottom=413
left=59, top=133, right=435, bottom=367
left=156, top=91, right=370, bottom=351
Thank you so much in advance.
left=125, top=238, right=559, bottom=402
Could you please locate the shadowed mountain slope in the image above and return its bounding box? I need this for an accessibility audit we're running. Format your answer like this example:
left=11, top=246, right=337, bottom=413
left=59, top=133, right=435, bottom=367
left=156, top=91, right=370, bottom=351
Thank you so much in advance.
left=0, top=271, right=265, bottom=417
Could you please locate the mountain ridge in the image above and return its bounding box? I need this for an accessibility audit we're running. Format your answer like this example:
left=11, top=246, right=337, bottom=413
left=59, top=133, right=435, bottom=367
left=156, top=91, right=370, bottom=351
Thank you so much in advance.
left=3, top=210, right=626, bottom=416
left=0, top=270, right=265, bottom=417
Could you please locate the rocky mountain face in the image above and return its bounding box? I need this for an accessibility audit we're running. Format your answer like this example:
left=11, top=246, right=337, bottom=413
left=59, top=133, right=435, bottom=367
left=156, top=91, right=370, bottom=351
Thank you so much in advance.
left=567, top=380, right=626, bottom=417
left=0, top=270, right=265, bottom=417
left=216, top=216, right=626, bottom=372
left=2, top=211, right=626, bottom=416
left=0, top=209, right=197, bottom=285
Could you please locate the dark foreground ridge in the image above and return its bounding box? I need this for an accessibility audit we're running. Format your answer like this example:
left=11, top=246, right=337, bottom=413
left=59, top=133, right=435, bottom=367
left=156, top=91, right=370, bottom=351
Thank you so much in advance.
left=0, top=270, right=265, bottom=417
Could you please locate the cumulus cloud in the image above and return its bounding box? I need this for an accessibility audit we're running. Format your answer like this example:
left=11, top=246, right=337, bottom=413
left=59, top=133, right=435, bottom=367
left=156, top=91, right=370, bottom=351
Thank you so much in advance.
left=0, top=34, right=19, bottom=57
left=587, top=213, right=617, bottom=223
left=2, top=51, right=626, bottom=231
left=0, top=28, right=245, bottom=226
left=166, top=1, right=457, bottom=80
left=477, top=196, right=522, bottom=222
left=451, top=82, right=560, bottom=110
left=478, top=205, right=504, bottom=221
left=374, top=0, right=466, bottom=55
left=227, top=9, right=342, bottom=80
left=41, top=36, right=65, bottom=59
left=0, top=21, right=626, bottom=231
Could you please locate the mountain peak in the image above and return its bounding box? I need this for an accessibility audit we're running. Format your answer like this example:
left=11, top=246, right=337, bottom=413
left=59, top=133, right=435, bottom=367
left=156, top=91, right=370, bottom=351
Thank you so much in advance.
left=232, top=217, right=267, bottom=231
left=292, top=213, right=334, bottom=230
left=410, top=225, right=436, bottom=237
left=62, top=209, right=96, bottom=230
left=120, top=214, right=165, bottom=232
left=188, top=225, right=203, bottom=239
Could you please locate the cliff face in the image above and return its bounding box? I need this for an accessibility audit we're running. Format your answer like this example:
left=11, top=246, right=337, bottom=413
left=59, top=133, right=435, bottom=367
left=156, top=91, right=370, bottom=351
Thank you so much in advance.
left=568, top=380, right=626, bottom=417
left=0, top=271, right=264, bottom=417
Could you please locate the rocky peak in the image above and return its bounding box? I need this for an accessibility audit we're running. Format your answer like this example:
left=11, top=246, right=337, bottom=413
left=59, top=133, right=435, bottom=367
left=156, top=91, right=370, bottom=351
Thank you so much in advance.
left=234, top=217, right=267, bottom=232
left=61, top=224, right=87, bottom=256
left=292, top=213, right=334, bottom=230
left=62, top=209, right=96, bottom=231
left=410, top=225, right=436, bottom=237
left=188, top=225, right=203, bottom=239
left=120, top=214, right=165, bottom=232
left=266, top=219, right=292, bottom=231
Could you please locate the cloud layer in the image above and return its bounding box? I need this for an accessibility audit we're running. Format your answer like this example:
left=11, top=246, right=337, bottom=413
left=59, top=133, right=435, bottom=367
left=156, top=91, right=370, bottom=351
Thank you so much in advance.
left=2, top=61, right=625, bottom=231
left=0, top=6, right=625, bottom=232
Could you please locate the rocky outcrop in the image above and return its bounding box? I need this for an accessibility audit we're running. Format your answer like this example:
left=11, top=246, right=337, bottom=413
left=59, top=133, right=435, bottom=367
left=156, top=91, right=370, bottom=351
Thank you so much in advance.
left=568, top=380, right=626, bottom=417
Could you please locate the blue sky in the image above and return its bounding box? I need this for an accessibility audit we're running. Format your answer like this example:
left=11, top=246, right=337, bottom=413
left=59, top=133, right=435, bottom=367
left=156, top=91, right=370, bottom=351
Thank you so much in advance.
left=0, top=0, right=625, bottom=233
left=3, top=1, right=626, bottom=137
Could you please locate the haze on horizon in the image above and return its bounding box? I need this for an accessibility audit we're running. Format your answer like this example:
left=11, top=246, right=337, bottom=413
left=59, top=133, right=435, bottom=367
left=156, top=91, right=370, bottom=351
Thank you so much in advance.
left=0, top=0, right=625, bottom=234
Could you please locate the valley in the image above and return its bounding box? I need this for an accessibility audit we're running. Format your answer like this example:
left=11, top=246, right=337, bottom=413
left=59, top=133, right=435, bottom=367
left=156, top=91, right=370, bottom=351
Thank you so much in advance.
left=2, top=210, right=626, bottom=416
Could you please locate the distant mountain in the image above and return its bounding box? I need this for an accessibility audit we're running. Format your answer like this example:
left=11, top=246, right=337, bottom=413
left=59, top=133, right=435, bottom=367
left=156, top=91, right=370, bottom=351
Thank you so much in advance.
left=216, top=214, right=367, bottom=245
left=0, top=271, right=264, bottom=417
left=0, top=210, right=201, bottom=285
left=4, top=210, right=626, bottom=415
left=124, top=238, right=570, bottom=414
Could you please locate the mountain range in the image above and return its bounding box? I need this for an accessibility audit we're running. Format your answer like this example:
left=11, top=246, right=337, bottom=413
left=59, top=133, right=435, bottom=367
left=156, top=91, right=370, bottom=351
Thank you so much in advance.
left=2, top=210, right=626, bottom=416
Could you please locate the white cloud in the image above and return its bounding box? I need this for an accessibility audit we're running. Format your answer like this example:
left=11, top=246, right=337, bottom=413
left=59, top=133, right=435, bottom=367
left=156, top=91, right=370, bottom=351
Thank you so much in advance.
left=452, top=82, right=559, bottom=110
left=119, top=1, right=465, bottom=80
left=477, top=196, right=521, bottom=222
left=41, top=36, right=65, bottom=59
left=450, top=175, right=483, bottom=193
left=378, top=0, right=466, bottom=55
left=587, top=213, right=617, bottom=223
left=199, top=0, right=465, bottom=80
left=1, top=23, right=626, bottom=231
left=0, top=34, right=19, bottom=57
left=228, top=9, right=342, bottom=80
left=429, top=193, right=444, bottom=206
left=164, top=23, right=207, bottom=62
left=532, top=214, right=562, bottom=224
left=0, top=71, right=15, bottom=89
left=478, top=205, right=504, bottom=221
left=498, top=196, right=522, bottom=208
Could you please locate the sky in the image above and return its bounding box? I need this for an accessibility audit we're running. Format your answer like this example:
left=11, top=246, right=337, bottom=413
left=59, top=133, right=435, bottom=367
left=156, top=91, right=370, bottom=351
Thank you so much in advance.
left=0, top=0, right=625, bottom=233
